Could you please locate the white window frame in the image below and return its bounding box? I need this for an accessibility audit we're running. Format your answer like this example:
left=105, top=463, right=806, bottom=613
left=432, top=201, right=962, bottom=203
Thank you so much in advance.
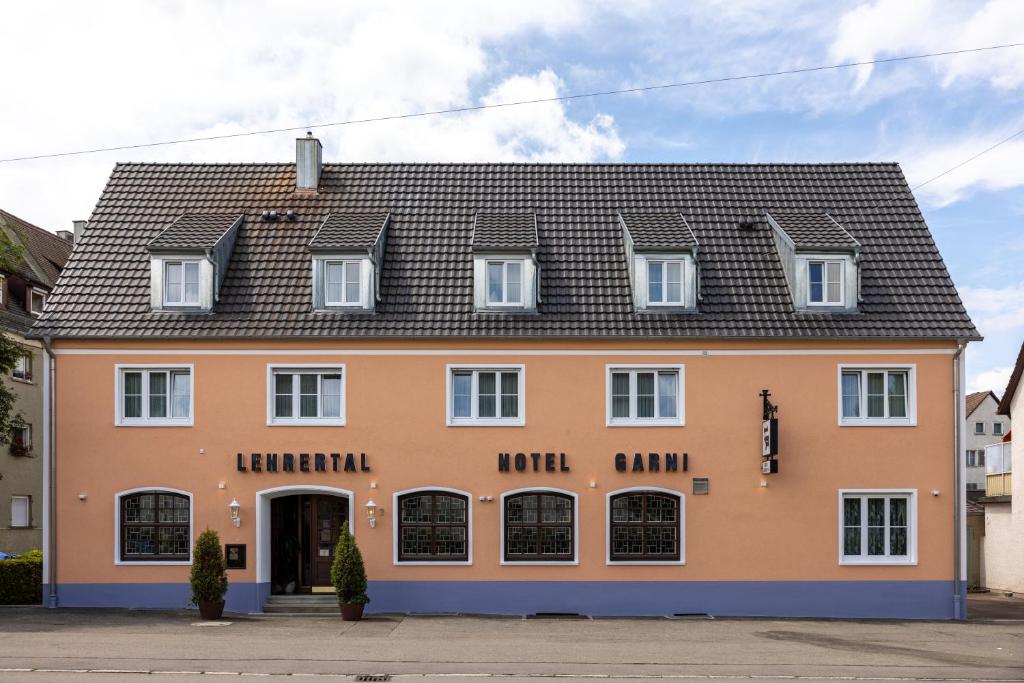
left=992, top=422, right=1003, bottom=436
left=485, top=259, right=525, bottom=307
left=605, top=486, right=685, bottom=566
left=392, top=486, right=473, bottom=566
left=323, top=259, right=363, bottom=307
left=605, top=364, right=685, bottom=427
left=445, top=364, right=525, bottom=427
left=0, top=275, right=5, bottom=305
left=12, top=352, right=32, bottom=382
left=974, top=421, right=985, bottom=435
left=114, top=364, right=194, bottom=427
left=838, top=489, right=917, bottom=566
left=499, top=487, right=579, bottom=566
left=645, top=259, right=686, bottom=306
left=806, top=259, right=845, bottom=306
left=13, top=424, right=31, bottom=451
left=837, top=364, right=916, bottom=427
left=161, top=260, right=202, bottom=307
left=29, top=289, right=46, bottom=316
left=113, top=487, right=193, bottom=566
left=10, top=495, right=31, bottom=528
left=266, top=364, right=346, bottom=426
left=632, top=253, right=696, bottom=311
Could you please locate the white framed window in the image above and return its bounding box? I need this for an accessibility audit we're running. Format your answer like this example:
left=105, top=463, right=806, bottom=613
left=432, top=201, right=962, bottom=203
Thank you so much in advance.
left=0, top=275, right=5, bottom=305
left=10, top=495, right=30, bottom=528
left=838, top=365, right=916, bottom=426
left=324, top=260, right=361, bottom=306
left=606, top=365, right=685, bottom=427
left=606, top=487, right=685, bottom=565
left=446, top=365, right=525, bottom=426
left=12, top=352, right=32, bottom=382
left=966, top=450, right=985, bottom=468
left=974, top=421, right=985, bottom=435
left=807, top=260, right=844, bottom=306
left=114, top=487, right=193, bottom=565
left=162, top=260, right=201, bottom=307
left=29, top=289, right=46, bottom=316
left=116, top=365, right=193, bottom=426
left=499, top=487, right=578, bottom=565
left=12, top=424, right=31, bottom=452
left=992, top=422, right=1003, bottom=436
left=646, top=260, right=685, bottom=305
left=839, top=490, right=917, bottom=565
left=267, top=365, right=345, bottom=426
left=486, top=260, right=524, bottom=306
left=392, top=487, right=473, bottom=566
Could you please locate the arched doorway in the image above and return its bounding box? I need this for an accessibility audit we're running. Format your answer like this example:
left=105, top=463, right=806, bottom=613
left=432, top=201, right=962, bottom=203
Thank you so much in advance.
left=256, top=486, right=354, bottom=594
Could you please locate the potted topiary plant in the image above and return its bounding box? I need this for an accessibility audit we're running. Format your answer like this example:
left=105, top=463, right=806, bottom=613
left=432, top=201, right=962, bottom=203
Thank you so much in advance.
left=330, top=525, right=369, bottom=620
left=190, top=528, right=228, bottom=620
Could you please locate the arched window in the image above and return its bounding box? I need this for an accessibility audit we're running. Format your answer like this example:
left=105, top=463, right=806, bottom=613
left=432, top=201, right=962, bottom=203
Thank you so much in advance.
left=609, top=490, right=681, bottom=562
left=118, top=490, right=191, bottom=562
left=503, top=490, right=575, bottom=562
left=397, top=490, right=469, bottom=562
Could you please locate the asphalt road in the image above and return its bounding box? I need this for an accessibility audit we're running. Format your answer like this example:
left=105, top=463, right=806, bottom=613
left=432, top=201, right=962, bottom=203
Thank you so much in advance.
left=0, top=599, right=1021, bottom=682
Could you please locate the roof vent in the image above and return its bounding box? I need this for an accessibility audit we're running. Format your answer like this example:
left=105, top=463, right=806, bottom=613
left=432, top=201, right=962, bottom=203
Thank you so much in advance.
left=72, top=219, right=88, bottom=242
left=56, top=230, right=74, bottom=243
left=296, top=132, right=322, bottom=191
left=738, top=217, right=756, bottom=230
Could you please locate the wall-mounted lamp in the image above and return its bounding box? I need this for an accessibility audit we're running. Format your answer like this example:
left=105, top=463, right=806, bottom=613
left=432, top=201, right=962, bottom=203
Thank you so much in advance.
left=229, top=498, right=241, bottom=528
left=365, top=499, right=377, bottom=528
left=78, top=493, right=87, bottom=501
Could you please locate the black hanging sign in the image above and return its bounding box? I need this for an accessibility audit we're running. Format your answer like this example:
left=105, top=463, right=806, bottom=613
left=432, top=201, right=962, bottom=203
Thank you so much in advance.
left=760, top=389, right=779, bottom=474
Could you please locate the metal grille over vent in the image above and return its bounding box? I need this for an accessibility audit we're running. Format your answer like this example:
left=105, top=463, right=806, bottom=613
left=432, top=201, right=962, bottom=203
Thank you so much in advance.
left=354, top=675, right=391, bottom=682
left=693, top=478, right=709, bottom=495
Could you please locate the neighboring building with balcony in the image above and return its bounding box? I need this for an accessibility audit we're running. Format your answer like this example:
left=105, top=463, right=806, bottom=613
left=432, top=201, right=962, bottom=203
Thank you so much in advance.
left=981, top=339, right=1023, bottom=594
left=965, top=391, right=1007, bottom=495
left=0, top=209, right=74, bottom=555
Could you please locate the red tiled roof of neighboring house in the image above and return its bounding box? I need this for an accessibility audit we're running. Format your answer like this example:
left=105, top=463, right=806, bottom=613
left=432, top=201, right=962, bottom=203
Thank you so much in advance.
left=966, top=390, right=997, bottom=418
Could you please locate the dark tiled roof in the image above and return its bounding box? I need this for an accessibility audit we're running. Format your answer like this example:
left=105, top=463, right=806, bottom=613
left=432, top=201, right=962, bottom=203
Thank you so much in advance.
left=768, top=211, right=860, bottom=250
left=0, top=209, right=73, bottom=288
left=33, top=162, right=979, bottom=340
left=966, top=390, right=997, bottom=418
left=621, top=213, right=698, bottom=250
left=309, top=211, right=389, bottom=251
left=998, top=339, right=1024, bottom=415
left=148, top=213, right=243, bottom=251
left=472, top=212, right=538, bottom=251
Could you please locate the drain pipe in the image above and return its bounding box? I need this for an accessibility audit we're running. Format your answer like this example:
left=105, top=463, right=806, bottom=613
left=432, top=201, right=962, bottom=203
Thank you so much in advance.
left=952, top=340, right=966, bottom=620
left=42, top=335, right=57, bottom=608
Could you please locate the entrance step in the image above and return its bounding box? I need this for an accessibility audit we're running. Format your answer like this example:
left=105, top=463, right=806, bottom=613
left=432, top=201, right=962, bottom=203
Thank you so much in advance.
left=263, top=594, right=340, bottom=615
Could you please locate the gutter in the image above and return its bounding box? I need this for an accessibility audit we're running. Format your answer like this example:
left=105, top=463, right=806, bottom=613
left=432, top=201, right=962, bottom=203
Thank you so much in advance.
left=952, top=339, right=966, bottom=620
left=42, top=335, right=57, bottom=608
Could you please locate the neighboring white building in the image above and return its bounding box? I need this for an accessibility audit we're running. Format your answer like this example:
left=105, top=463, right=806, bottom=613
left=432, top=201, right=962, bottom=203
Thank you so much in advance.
left=982, top=341, right=1023, bottom=594
left=965, top=391, right=1008, bottom=494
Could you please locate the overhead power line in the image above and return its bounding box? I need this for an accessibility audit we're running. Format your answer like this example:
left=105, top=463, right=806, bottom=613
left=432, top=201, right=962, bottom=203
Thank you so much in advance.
left=910, top=124, right=1024, bottom=191
left=1, top=41, right=1023, bottom=164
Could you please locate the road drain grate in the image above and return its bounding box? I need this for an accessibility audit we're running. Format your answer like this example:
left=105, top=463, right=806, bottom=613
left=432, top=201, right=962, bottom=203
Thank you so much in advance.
left=355, top=676, right=391, bottom=682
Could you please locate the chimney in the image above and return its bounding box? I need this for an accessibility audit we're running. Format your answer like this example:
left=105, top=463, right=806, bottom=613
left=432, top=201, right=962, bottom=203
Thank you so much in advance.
left=72, top=220, right=88, bottom=243
left=56, top=230, right=74, bottom=243
left=296, top=132, right=322, bottom=191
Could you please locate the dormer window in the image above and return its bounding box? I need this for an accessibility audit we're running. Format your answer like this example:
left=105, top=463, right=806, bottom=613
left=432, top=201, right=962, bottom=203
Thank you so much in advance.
left=308, top=211, right=390, bottom=313
left=325, top=260, right=362, bottom=307
left=472, top=212, right=539, bottom=312
left=767, top=212, right=861, bottom=312
left=163, top=260, right=201, bottom=307
left=147, top=213, right=243, bottom=313
left=619, top=213, right=699, bottom=312
left=29, top=289, right=46, bottom=316
left=486, top=260, right=524, bottom=307
left=807, top=259, right=843, bottom=306
left=647, top=259, right=684, bottom=306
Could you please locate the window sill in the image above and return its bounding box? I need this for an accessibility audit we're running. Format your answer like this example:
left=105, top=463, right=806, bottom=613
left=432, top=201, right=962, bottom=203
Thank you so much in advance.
left=840, top=558, right=917, bottom=566
left=115, top=560, right=192, bottom=566
left=839, top=419, right=916, bottom=427
left=394, top=560, right=472, bottom=566
left=10, top=377, right=33, bottom=385
left=116, top=420, right=194, bottom=428
left=268, top=419, right=346, bottom=427
left=607, top=420, right=685, bottom=428
left=500, top=560, right=578, bottom=566
left=607, top=559, right=685, bottom=566
left=447, top=419, right=524, bottom=427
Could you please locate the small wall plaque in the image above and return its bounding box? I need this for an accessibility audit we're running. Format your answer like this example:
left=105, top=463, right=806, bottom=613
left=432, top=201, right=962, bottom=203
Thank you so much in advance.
left=225, top=544, right=246, bottom=570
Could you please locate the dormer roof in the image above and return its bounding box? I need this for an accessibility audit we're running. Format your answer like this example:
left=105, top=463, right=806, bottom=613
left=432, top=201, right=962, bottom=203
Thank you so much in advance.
left=309, top=211, right=390, bottom=253
left=619, top=213, right=698, bottom=251
left=767, top=211, right=860, bottom=252
left=471, top=212, right=538, bottom=252
left=147, top=213, right=244, bottom=252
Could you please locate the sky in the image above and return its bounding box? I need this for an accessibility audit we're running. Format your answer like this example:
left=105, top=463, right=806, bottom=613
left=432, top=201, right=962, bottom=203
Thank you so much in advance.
left=0, top=0, right=1022, bottom=394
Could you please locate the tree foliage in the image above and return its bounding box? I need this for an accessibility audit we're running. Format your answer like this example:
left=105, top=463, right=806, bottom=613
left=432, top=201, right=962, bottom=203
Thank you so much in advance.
left=330, top=525, right=369, bottom=604
left=189, top=528, right=228, bottom=604
left=0, top=220, right=29, bottom=447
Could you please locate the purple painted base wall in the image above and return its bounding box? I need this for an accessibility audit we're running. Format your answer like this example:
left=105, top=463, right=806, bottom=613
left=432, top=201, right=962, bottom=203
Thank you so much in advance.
left=48, top=580, right=957, bottom=619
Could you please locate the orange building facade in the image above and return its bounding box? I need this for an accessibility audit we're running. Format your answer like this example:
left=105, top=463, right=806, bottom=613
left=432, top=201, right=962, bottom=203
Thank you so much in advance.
left=46, top=338, right=967, bottom=618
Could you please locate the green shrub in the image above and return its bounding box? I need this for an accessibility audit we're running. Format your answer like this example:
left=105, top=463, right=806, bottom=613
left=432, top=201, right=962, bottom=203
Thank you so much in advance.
left=330, top=526, right=369, bottom=605
left=0, top=550, right=42, bottom=605
left=189, top=529, right=228, bottom=605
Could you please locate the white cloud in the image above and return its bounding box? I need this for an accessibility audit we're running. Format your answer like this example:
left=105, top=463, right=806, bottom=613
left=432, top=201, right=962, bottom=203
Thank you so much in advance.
left=968, top=365, right=1013, bottom=395
left=898, top=133, right=1024, bottom=206
left=959, top=282, right=1024, bottom=336
left=0, top=0, right=620, bottom=231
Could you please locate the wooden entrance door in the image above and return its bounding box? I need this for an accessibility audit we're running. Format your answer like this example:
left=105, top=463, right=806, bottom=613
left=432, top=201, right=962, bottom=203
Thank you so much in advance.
left=305, top=495, right=347, bottom=587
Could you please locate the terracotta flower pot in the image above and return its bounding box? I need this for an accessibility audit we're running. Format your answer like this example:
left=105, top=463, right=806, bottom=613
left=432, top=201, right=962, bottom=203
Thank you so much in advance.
left=198, top=599, right=225, bottom=620
left=340, top=602, right=365, bottom=621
